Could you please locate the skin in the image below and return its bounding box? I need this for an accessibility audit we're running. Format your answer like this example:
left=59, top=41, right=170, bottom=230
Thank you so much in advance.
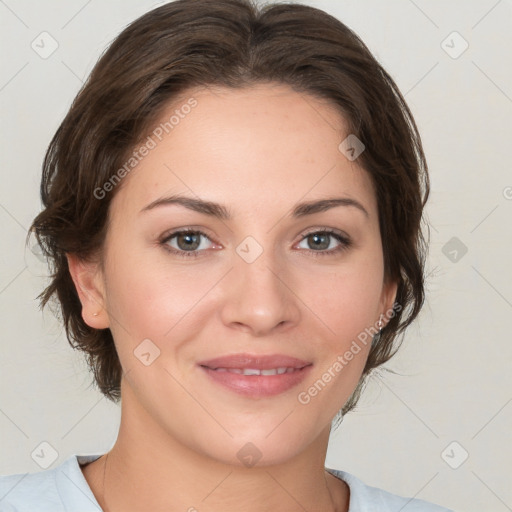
left=68, top=83, right=397, bottom=512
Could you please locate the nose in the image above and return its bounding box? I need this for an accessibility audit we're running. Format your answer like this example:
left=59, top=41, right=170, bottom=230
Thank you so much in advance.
left=219, top=248, right=301, bottom=337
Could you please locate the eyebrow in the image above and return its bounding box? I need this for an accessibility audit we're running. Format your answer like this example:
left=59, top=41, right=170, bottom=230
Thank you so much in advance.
left=140, top=194, right=369, bottom=219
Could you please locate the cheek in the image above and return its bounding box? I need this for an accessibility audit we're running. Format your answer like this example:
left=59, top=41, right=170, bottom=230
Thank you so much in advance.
left=102, top=251, right=221, bottom=351
left=300, top=259, right=384, bottom=342
left=292, top=255, right=384, bottom=395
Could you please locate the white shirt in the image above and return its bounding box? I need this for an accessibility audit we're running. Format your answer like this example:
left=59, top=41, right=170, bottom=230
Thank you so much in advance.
left=0, top=454, right=453, bottom=511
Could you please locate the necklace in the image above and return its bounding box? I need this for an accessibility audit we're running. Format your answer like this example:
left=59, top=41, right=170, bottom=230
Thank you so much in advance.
left=101, top=452, right=110, bottom=512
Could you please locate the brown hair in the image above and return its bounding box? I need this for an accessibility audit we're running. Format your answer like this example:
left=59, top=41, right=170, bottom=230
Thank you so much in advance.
left=30, top=0, right=429, bottom=421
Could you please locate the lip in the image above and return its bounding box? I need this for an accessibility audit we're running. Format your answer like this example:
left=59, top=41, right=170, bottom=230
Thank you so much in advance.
left=197, top=353, right=311, bottom=370
left=198, top=353, right=313, bottom=398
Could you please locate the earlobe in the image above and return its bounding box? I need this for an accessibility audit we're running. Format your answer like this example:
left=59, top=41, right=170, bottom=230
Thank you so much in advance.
left=66, top=253, right=109, bottom=329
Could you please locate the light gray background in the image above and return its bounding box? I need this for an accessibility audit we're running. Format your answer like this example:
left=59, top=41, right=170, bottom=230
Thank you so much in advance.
left=0, top=1, right=511, bottom=511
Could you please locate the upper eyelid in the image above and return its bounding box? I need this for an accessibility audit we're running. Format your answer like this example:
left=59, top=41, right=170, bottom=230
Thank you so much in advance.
left=299, top=226, right=349, bottom=238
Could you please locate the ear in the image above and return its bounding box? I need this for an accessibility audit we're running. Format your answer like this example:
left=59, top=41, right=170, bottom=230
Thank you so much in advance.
left=66, top=253, right=109, bottom=329
left=379, top=277, right=399, bottom=328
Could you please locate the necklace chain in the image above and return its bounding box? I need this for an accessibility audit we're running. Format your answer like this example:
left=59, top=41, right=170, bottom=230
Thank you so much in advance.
left=102, top=452, right=109, bottom=512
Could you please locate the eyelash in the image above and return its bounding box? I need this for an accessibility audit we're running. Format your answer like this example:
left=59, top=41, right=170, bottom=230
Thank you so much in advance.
left=160, top=227, right=352, bottom=259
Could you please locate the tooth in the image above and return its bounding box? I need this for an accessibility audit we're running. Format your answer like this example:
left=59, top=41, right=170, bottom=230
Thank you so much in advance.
left=212, top=367, right=297, bottom=375
left=242, top=368, right=261, bottom=376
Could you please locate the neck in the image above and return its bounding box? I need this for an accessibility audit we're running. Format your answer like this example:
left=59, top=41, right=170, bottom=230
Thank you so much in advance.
left=85, top=383, right=349, bottom=512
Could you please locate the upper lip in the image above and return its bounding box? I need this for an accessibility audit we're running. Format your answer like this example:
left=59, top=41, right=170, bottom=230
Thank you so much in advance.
left=198, top=353, right=312, bottom=370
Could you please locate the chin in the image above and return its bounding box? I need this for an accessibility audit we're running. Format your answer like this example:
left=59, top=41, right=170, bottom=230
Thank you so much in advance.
left=192, top=423, right=317, bottom=469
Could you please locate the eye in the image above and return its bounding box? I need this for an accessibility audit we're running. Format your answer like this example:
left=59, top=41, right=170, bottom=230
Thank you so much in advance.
left=296, top=229, right=352, bottom=256
left=159, top=227, right=351, bottom=259
left=160, top=229, right=216, bottom=258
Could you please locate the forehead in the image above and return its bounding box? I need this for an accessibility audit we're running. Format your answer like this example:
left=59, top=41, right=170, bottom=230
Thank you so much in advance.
left=109, top=83, right=377, bottom=221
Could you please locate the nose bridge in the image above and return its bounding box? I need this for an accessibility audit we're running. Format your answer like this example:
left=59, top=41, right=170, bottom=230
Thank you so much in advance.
left=220, top=238, right=300, bottom=335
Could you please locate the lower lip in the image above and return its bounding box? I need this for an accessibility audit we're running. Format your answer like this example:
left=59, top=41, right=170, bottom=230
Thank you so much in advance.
left=199, top=365, right=313, bottom=398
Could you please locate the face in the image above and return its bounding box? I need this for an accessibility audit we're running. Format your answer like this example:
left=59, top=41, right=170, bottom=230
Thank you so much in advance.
left=74, top=83, right=396, bottom=467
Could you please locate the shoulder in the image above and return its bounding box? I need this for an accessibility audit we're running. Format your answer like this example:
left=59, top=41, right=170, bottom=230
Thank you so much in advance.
left=326, top=468, right=453, bottom=512
left=0, top=454, right=103, bottom=512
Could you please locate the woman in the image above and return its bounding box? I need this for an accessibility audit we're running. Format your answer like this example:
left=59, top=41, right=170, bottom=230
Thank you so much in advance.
left=0, top=0, right=452, bottom=510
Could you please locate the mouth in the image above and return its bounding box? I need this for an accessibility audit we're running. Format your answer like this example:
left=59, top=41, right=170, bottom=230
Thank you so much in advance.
left=197, top=353, right=313, bottom=398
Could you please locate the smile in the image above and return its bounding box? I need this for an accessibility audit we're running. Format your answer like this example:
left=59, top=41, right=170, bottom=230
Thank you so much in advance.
left=199, top=364, right=312, bottom=398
